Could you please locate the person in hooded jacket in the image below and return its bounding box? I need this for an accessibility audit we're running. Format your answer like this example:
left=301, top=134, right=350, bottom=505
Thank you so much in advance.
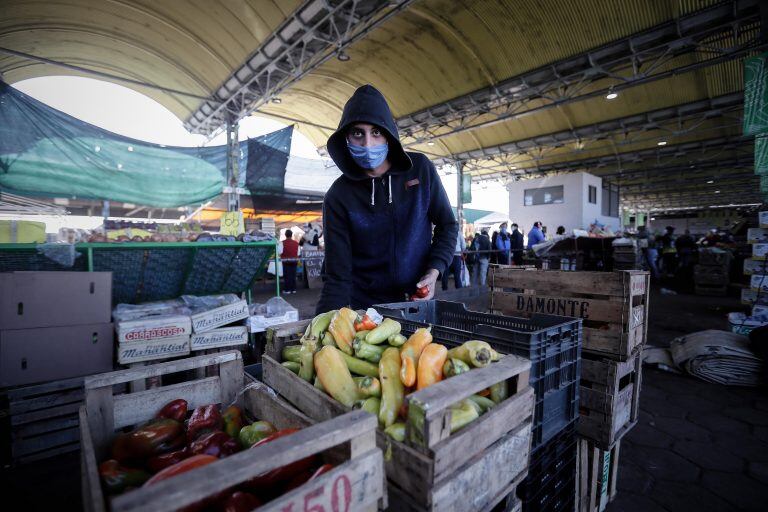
left=316, top=85, right=458, bottom=313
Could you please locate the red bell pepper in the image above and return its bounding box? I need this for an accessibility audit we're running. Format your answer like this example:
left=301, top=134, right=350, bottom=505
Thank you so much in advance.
left=246, top=428, right=318, bottom=491
left=144, top=454, right=218, bottom=486
left=189, top=431, right=240, bottom=458
left=250, top=428, right=299, bottom=449
left=309, top=463, right=334, bottom=481
left=222, top=405, right=243, bottom=439
left=354, top=314, right=377, bottom=331
left=221, top=491, right=263, bottom=512
left=282, top=463, right=335, bottom=494
left=112, top=418, right=185, bottom=462
left=410, top=285, right=429, bottom=300
left=147, top=447, right=192, bottom=473
left=187, top=404, right=223, bottom=442
left=99, top=459, right=150, bottom=495
left=156, top=398, right=188, bottom=423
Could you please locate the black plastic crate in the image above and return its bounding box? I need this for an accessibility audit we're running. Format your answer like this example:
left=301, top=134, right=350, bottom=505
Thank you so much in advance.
left=519, top=423, right=577, bottom=512
left=376, top=300, right=581, bottom=448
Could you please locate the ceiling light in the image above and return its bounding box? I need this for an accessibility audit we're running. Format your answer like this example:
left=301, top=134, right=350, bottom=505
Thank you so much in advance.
left=337, top=51, right=350, bottom=62
left=707, top=180, right=714, bottom=184
left=272, top=97, right=282, bottom=104
left=427, top=141, right=435, bottom=146
left=511, top=166, right=517, bottom=170
left=605, top=87, right=618, bottom=100
left=657, top=141, right=667, bottom=146
left=650, top=217, right=656, bottom=221
left=714, top=190, right=721, bottom=194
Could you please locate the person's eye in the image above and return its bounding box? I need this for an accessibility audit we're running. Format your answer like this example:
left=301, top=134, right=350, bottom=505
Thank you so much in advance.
left=372, top=129, right=382, bottom=137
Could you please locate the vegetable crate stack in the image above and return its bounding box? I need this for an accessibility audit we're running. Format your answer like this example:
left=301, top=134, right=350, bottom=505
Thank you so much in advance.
left=0, top=272, right=115, bottom=464
left=490, top=268, right=649, bottom=511
left=693, top=248, right=732, bottom=297
left=611, top=239, right=640, bottom=271
left=734, top=227, right=768, bottom=333
left=576, top=438, right=621, bottom=512
left=80, top=350, right=386, bottom=512
left=263, top=310, right=536, bottom=512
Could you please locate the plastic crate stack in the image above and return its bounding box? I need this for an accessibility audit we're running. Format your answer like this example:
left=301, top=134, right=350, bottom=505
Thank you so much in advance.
left=489, top=267, right=650, bottom=512
left=738, top=220, right=768, bottom=332
left=374, top=300, right=582, bottom=512
left=694, top=247, right=732, bottom=296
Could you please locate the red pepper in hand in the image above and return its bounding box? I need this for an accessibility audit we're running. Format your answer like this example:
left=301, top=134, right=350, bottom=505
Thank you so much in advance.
left=156, top=398, right=188, bottom=423
left=187, top=404, right=223, bottom=442
left=112, top=418, right=185, bottom=462
left=221, top=491, right=263, bottom=512
left=222, top=405, right=243, bottom=439
left=354, top=314, right=377, bottom=332
left=410, top=285, right=429, bottom=300
left=189, top=431, right=240, bottom=458
left=147, top=447, right=192, bottom=473
left=99, top=459, right=150, bottom=495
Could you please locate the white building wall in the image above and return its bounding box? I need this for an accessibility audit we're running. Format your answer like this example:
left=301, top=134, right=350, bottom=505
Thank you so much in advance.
left=508, top=172, right=621, bottom=236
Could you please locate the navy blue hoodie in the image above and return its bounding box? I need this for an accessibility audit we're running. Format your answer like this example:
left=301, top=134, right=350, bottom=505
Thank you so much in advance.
left=316, top=85, right=458, bottom=312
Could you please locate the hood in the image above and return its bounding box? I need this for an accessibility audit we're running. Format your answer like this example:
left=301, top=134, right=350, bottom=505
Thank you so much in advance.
left=327, top=84, right=412, bottom=181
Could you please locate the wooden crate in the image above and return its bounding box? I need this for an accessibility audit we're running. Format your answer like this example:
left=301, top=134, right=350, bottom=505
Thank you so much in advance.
left=490, top=268, right=650, bottom=361
left=80, top=351, right=386, bottom=512
left=578, top=352, right=641, bottom=450
left=263, top=326, right=535, bottom=512
left=5, top=376, right=96, bottom=464
left=695, top=283, right=728, bottom=296
left=577, top=439, right=620, bottom=512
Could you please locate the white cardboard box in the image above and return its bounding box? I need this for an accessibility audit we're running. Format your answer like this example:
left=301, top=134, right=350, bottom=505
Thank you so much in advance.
left=191, top=326, right=248, bottom=351
left=751, top=275, right=768, bottom=293
left=190, top=300, right=249, bottom=333
left=753, top=244, right=768, bottom=261
left=742, top=288, right=768, bottom=306
left=760, top=211, right=768, bottom=228
left=117, top=335, right=190, bottom=364
left=247, top=310, right=300, bottom=333
left=116, top=314, right=192, bottom=343
left=753, top=304, right=768, bottom=321
left=747, top=228, right=768, bottom=244
left=744, top=259, right=768, bottom=275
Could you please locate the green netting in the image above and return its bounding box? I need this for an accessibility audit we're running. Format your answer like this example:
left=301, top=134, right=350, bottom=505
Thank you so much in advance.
left=744, top=53, right=768, bottom=136
left=756, top=135, right=768, bottom=175
left=761, top=175, right=768, bottom=193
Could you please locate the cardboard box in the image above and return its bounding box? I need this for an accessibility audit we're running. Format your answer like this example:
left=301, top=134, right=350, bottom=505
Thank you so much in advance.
left=751, top=275, right=768, bottom=293
left=0, top=272, right=112, bottom=330
left=116, top=314, right=192, bottom=344
left=0, top=323, right=114, bottom=387
left=747, top=228, right=768, bottom=244
left=190, top=326, right=248, bottom=351
left=753, top=304, right=768, bottom=321
left=744, top=259, right=768, bottom=275
left=760, top=211, right=768, bottom=228
left=247, top=310, right=300, bottom=333
left=117, top=336, right=190, bottom=364
left=754, top=244, right=768, bottom=260
left=190, top=300, right=248, bottom=333
left=742, top=288, right=768, bottom=306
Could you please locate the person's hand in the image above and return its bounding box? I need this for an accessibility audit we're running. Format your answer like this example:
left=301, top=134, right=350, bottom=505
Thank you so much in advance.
left=414, top=269, right=439, bottom=301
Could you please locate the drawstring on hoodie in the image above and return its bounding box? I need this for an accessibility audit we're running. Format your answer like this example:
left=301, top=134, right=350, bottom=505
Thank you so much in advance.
left=370, top=175, right=394, bottom=206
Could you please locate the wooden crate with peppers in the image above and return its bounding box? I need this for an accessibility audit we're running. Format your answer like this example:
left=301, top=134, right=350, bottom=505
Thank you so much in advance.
left=263, top=309, right=535, bottom=511
left=80, top=350, right=386, bottom=512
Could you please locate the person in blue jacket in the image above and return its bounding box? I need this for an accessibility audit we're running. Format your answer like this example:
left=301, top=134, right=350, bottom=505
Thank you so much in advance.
left=495, top=222, right=511, bottom=265
left=316, top=85, right=458, bottom=313
left=527, top=221, right=546, bottom=249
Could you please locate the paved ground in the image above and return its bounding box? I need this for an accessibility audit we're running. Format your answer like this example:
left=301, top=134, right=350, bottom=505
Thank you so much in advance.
left=2, top=279, right=765, bottom=511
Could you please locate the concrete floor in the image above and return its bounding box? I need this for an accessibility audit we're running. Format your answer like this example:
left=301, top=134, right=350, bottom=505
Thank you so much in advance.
left=2, top=280, right=766, bottom=511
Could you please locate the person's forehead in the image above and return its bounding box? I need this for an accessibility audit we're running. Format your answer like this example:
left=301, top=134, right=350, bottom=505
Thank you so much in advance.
left=350, top=122, right=378, bottom=130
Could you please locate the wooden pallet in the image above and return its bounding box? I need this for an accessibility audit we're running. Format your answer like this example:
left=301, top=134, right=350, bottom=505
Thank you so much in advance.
left=80, top=351, right=386, bottom=512
left=263, top=326, right=535, bottom=512
left=5, top=376, right=87, bottom=464
left=577, top=439, right=620, bottom=512
left=578, top=351, right=641, bottom=450
left=490, top=268, right=650, bottom=361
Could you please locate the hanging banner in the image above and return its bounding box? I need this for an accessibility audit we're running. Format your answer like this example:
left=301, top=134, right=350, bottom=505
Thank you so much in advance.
left=461, top=174, right=472, bottom=204
left=743, top=53, right=768, bottom=136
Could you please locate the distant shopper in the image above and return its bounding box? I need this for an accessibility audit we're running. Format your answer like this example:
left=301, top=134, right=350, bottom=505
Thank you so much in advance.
left=527, top=221, right=546, bottom=250
left=442, top=230, right=466, bottom=290
left=556, top=226, right=566, bottom=236
left=675, top=229, right=696, bottom=269
left=473, top=228, right=492, bottom=286
left=281, top=229, right=300, bottom=294
left=495, top=222, right=511, bottom=265
left=637, top=225, right=660, bottom=279
left=660, top=226, right=677, bottom=276
left=510, top=223, right=524, bottom=265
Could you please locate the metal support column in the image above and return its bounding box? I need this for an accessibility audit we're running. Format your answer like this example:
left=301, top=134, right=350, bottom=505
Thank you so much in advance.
left=455, top=160, right=464, bottom=232
left=226, top=118, right=240, bottom=212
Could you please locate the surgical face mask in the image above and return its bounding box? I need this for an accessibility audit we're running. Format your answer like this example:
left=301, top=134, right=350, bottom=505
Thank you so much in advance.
left=347, top=140, right=388, bottom=169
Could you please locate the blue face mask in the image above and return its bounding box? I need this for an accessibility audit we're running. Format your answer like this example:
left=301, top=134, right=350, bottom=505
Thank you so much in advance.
left=347, top=141, right=388, bottom=169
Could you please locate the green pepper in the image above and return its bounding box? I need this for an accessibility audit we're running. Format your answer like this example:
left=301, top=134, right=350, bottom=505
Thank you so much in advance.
left=352, top=339, right=387, bottom=363
left=354, top=397, right=381, bottom=416
left=282, top=345, right=302, bottom=363
left=384, top=422, right=406, bottom=442
left=443, top=358, right=471, bottom=378
left=239, top=420, right=277, bottom=448
left=282, top=361, right=300, bottom=374
left=298, top=337, right=319, bottom=382
left=99, top=459, right=150, bottom=495
left=222, top=405, right=244, bottom=439
left=353, top=376, right=381, bottom=398
left=387, top=333, right=407, bottom=347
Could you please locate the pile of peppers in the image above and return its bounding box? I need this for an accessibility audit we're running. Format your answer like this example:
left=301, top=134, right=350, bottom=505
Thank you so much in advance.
left=98, top=398, right=334, bottom=510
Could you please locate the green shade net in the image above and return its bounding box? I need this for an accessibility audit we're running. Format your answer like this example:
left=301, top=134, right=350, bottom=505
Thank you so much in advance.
left=756, top=135, right=768, bottom=175
left=0, top=81, right=226, bottom=207
left=744, top=53, right=768, bottom=136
